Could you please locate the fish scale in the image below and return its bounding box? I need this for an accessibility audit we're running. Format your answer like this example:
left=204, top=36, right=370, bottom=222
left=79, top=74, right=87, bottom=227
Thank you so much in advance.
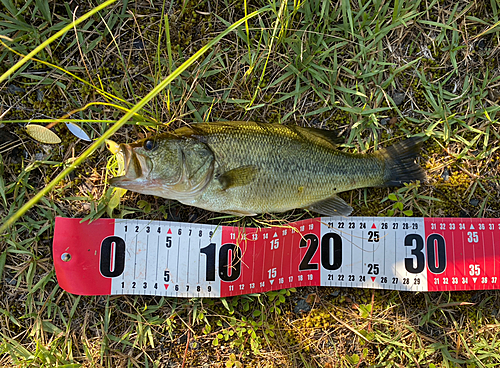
left=109, top=121, right=425, bottom=216
left=196, top=127, right=359, bottom=211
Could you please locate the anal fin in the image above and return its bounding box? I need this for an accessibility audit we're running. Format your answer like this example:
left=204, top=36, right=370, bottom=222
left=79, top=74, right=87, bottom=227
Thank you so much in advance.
left=306, top=196, right=353, bottom=216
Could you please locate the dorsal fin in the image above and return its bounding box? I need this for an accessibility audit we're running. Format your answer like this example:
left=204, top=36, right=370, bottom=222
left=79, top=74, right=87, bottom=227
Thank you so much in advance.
left=290, top=125, right=344, bottom=146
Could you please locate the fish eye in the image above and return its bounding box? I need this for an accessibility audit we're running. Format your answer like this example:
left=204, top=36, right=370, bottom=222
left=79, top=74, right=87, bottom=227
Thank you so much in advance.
left=144, top=140, right=156, bottom=151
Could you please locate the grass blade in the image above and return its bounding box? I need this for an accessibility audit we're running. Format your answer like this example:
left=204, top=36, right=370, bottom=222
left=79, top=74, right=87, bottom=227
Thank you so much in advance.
left=0, top=6, right=269, bottom=234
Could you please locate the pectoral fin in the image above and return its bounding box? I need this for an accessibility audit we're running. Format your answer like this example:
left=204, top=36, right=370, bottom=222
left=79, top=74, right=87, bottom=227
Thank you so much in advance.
left=306, top=196, right=353, bottom=216
left=218, top=165, right=259, bottom=190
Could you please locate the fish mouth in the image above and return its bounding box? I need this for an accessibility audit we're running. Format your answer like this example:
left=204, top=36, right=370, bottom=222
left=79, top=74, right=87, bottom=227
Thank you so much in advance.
left=106, top=140, right=151, bottom=187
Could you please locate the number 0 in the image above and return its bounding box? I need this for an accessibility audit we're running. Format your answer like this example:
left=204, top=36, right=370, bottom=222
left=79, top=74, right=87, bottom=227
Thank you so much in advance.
left=100, top=236, right=126, bottom=277
left=200, top=242, right=242, bottom=282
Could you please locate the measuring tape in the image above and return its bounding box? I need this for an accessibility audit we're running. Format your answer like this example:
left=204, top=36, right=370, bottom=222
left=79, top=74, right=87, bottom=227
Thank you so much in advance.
left=53, top=216, right=500, bottom=297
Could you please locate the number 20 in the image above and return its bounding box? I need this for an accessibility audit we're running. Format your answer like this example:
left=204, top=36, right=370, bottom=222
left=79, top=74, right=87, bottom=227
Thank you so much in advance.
left=298, top=233, right=342, bottom=271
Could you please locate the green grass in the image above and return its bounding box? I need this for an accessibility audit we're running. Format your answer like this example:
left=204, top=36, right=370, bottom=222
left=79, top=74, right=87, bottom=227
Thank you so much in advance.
left=1, top=0, right=500, bottom=366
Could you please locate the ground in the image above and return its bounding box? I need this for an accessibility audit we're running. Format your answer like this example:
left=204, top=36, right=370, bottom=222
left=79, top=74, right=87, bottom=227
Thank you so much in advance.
left=0, top=0, right=500, bottom=367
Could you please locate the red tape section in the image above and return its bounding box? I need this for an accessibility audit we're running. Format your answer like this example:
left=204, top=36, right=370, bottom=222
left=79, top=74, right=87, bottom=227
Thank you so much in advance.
left=219, top=218, right=321, bottom=297
left=425, top=218, right=500, bottom=291
left=53, top=218, right=115, bottom=295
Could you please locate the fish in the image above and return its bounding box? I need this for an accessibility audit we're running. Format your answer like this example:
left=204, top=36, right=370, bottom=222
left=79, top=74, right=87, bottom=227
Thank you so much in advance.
left=107, top=121, right=426, bottom=216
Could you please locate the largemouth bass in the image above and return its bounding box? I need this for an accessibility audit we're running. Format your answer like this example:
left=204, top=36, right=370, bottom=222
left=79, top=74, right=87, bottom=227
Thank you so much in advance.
left=108, top=121, right=425, bottom=216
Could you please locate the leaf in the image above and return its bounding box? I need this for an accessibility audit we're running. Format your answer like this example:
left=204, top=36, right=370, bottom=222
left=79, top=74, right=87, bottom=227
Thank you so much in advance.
left=42, top=321, right=63, bottom=334
left=359, top=303, right=372, bottom=318
left=0, top=250, right=7, bottom=278
left=221, top=298, right=230, bottom=311
left=347, top=354, right=360, bottom=364
left=403, top=210, right=414, bottom=216
left=26, top=124, right=61, bottom=144
left=35, top=0, right=52, bottom=23
left=106, top=188, right=127, bottom=217
left=66, top=122, right=92, bottom=141
left=137, top=200, right=152, bottom=213
left=388, top=193, right=398, bottom=201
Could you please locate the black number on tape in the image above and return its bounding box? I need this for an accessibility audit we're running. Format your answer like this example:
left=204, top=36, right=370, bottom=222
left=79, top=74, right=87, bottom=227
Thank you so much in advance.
left=219, top=243, right=242, bottom=282
left=404, top=234, right=425, bottom=274
left=426, top=234, right=446, bottom=274
left=300, top=233, right=343, bottom=271
left=100, top=236, right=126, bottom=277
left=200, top=243, right=216, bottom=281
left=299, top=234, right=319, bottom=270
left=321, top=233, right=342, bottom=270
left=368, top=231, right=379, bottom=242
left=201, top=243, right=242, bottom=282
left=367, top=263, right=380, bottom=275
left=404, top=233, right=447, bottom=275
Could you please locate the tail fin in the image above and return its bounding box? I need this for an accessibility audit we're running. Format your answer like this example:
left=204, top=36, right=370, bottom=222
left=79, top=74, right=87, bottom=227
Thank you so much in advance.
left=376, top=137, right=426, bottom=186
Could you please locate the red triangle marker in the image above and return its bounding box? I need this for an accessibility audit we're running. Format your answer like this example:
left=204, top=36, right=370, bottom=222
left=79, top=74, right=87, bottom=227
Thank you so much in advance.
left=164, top=284, right=169, bottom=290
left=371, top=277, right=376, bottom=282
left=167, top=228, right=172, bottom=234
left=371, top=223, right=376, bottom=229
